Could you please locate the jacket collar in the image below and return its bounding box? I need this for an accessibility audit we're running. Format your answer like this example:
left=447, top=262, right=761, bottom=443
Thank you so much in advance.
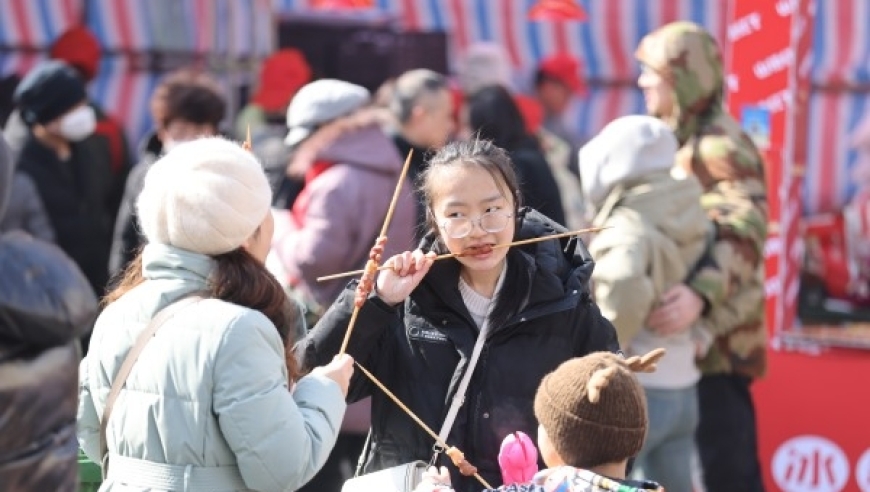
left=141, top=243, right=214, bottom=290
left=391, top=133, right=430, bottom=179
left=21, top=135, right=63, bottom=162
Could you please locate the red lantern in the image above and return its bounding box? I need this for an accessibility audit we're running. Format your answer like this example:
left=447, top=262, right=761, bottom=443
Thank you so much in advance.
left=310, top=0, right=374, bottom=9
left=528, top=0, right=587, bottom=21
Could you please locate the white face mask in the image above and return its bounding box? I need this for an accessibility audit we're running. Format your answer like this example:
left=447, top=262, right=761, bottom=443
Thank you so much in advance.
left=58, top=106, right=97, bottom=142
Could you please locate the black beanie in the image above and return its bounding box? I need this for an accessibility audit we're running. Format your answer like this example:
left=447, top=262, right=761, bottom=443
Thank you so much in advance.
left=13, top=60, right=87, bottom=126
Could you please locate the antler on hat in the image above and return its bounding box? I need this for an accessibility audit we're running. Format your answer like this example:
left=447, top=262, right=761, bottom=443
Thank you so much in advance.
left=623, top=347, right=666, bottom=373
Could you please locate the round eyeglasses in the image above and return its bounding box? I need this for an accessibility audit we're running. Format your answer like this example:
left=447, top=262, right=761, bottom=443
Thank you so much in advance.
left=440, top=211, right=514, bottom=239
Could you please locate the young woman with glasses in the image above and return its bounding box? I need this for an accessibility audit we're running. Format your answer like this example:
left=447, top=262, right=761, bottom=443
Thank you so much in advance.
left=300, top=138, right=619, bottom=492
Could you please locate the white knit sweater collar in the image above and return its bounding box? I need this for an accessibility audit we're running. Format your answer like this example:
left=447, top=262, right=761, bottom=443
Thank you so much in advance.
left=458, top=263, right=507, bottom=329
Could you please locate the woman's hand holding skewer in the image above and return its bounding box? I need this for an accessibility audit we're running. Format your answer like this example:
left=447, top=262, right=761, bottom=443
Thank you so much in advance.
left=310, top=353, right=355, bottom=397
left=374, top=249, right=437, bottom=306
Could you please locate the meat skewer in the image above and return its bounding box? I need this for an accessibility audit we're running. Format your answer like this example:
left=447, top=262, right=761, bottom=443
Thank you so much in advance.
left=338, top=150, right=414, bottom=355
left=316, top=226, right=611, bottom=283
left=242, top=125, right=252, bottom=151
left=445, top=446, right=478, bottom=477
left=353, top=237, right=386, bottom=308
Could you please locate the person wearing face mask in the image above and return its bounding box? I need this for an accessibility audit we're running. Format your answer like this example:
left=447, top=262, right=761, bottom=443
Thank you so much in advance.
left=13, top=60, right=115, bottom=305
left=109, top=71, right=226, bottom=277
left=4, top=27, right=133, bottom=231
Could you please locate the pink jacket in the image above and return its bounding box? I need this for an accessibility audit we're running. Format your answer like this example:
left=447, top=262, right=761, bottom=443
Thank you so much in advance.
left=272, top=115, right=416, bottom=307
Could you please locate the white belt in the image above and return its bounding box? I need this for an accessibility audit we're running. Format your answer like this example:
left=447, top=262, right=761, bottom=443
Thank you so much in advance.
left=107, top=454, right=249, bottom=491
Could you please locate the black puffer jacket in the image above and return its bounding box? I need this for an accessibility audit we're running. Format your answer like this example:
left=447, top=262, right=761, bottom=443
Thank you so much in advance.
left=17, top=135, right=115, bottom=296
left=301, top=208, right=619, bottom=492
left=0, top=135, right=99, bottom=491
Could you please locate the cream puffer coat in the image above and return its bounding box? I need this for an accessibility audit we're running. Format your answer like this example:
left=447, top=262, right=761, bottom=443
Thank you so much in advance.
left=78, top=243, right=346, bottom=491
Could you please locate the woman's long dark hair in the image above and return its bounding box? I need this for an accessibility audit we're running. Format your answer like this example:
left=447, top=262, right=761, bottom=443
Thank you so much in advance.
left=105, top=247, right=302, bottom=382
left=467, top=85, right=531, bottom=151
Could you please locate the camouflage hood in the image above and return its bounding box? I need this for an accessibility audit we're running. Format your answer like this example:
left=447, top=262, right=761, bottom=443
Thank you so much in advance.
left=635, top=21, right=725, bottom=145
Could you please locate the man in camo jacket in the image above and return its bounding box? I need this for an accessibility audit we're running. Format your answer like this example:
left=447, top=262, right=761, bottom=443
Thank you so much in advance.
left=635, top=21, right=768, bottom=492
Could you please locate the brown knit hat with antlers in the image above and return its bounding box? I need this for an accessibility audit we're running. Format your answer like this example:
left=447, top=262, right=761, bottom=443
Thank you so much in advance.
left=534, top=349, right=665, bottom=469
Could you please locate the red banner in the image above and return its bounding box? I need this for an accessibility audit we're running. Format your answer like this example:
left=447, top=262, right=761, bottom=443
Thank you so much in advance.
left=728, top=1, right=870, bottom=491
left=726, top=0, right=811, bottom=343
left=753, top=349, right=870, bottom=492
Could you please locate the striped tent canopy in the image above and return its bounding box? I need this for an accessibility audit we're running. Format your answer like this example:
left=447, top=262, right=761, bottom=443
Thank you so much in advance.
left=0, top=0, right=272, bottom=147
left=1, top=0, right=868, bottom=214
left=273, top=0, right=870, bottom=215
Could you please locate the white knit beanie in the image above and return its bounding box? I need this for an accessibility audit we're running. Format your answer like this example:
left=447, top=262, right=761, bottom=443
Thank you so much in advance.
left=136, top=136, right=272, bottom=255
left=579, top=115, right=678, bottom=208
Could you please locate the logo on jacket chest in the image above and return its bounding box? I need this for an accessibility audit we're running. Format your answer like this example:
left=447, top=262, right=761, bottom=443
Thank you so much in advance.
left=408, top=325, right=450, bottom=344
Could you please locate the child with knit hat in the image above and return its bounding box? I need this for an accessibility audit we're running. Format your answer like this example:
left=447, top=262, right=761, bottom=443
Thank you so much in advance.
left=415, top=349, right=666, bottom=492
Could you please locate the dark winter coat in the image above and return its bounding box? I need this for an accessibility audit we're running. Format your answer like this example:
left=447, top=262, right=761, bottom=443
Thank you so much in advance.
left=509, top=137, right=567, bottom=226
left=0, top=130, right=97, bottom=492
left=0, top=130, right=97, bottom=491
left=108, top=153, right=155, bottom=276
left=391, top=133, right=432, bottom=239
left=16, top=135, right=115, bottom=295
left=299, top=208, right=620, bottom=492
left=0, top=171, right=55, bottom=241
left=0, top=233, right=98, bottom=490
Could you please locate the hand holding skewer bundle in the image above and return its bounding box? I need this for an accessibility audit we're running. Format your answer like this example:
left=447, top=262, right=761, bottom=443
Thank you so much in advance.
left=354, top=236, right=387, bottom=308
left=338, top=150, right=413, bottom=355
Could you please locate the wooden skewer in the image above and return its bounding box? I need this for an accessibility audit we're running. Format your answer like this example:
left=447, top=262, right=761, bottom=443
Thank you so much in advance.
left=353, top=361, right=494, bottom=489
left=318, top=226, right=610, bottom=282
left=377, top=151, right=413, bottom=240
left=338, top=150, right=414, bottom=355
left=242, top=125, right=252, bottom=151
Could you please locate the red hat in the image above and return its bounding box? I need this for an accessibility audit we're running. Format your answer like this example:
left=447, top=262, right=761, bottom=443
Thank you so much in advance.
left=449, top=81, right=465, bottom=128
left=251, top=49, right=312, bottom=114
left=538, top=54, right=586, bottom=96
left=50, top=26, right=101, bottom=82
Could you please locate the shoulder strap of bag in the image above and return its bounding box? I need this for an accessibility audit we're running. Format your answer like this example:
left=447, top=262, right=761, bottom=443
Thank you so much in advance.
left=437, top=262, right=509, bottom=443
left=437, top=318, right=489, bottom=447
left=98, top=294, right=204, bottom=476
left=436, top=261, right=511, bottom=449
left=352, top=326, right=487, bottom=477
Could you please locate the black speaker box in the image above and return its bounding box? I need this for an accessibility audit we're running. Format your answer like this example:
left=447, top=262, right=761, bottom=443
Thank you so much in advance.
left=277, top=17, right=448, bottom=92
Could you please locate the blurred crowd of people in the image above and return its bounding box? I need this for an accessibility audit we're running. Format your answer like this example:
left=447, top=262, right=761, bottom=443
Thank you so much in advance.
left=0, top=20, right=767, bottom=492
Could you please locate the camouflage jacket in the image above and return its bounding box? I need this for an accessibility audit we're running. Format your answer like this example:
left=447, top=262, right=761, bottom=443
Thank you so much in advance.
left=636, top=21, right=768, bottom=379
